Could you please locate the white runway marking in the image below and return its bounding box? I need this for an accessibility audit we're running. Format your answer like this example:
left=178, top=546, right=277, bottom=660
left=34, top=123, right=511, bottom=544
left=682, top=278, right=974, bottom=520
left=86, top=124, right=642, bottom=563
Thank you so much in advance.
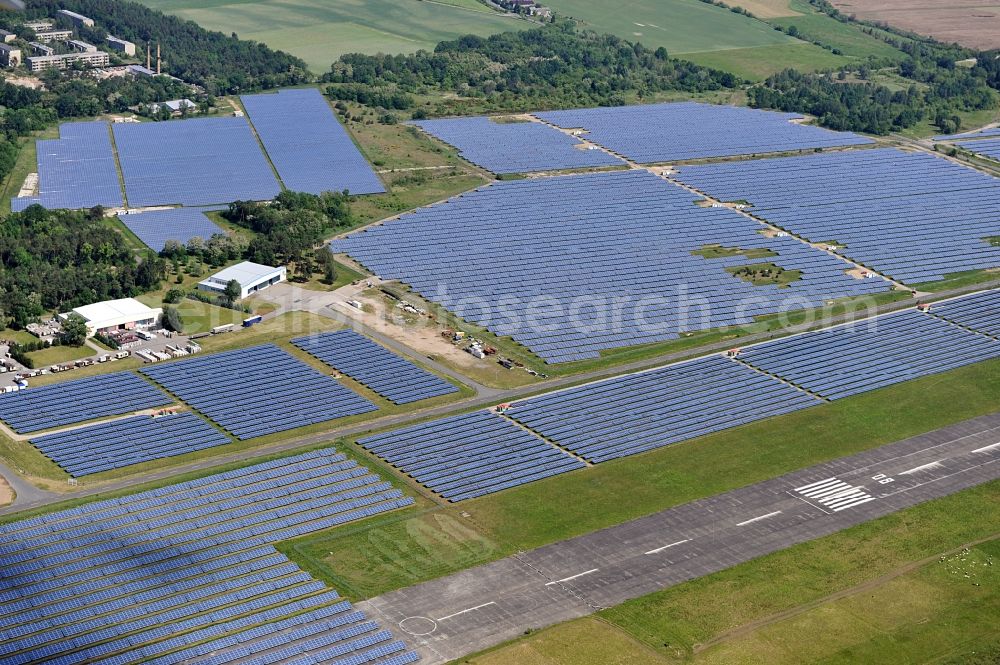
left=900, top=461, right=941, bottom=475
left=736, top=511, right=781, bottom=526
left=545, top=569, right=599, bottom=586
left=436, top=601, right=496, bottom=622
left=971, top=442, right=1000, bottom=453
left=795, top=477, right=875, bottom=512
left=645, top=539, right=690, bottom=555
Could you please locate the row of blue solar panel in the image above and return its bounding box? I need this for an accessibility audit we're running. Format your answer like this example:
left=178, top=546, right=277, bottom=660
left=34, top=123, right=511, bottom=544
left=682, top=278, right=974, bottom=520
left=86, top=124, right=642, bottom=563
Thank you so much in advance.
left=673, top=148, right=1000, bottom=284
left=116, top=206, right=226, bottom=251
left=0, top=448, right=416, bottom=664
left=11, top=121, right=123, bottom=212
left=412, top=116, right=624, bottom=173
left=141, top=344, right=378, bottom=440
left=242, top=88, right=385, bottom=196
left=951, top=137, right=1000, bottom=162
left=934, top=127, right=1000, bottom=141
left=0, top=372, right=171, bottom=434
left=737, top=309, right=1000, bottom=399
left=358, top=410, right=585, bottom=501
left=28, top=412, right=231, bottom=477
left=535, top=102, right=872, bottom=163
left=292, top=330, right=459, bottom=404
left=331, top=169, right=889, bottom=363
left=929, top=289, right=1000, bottom=338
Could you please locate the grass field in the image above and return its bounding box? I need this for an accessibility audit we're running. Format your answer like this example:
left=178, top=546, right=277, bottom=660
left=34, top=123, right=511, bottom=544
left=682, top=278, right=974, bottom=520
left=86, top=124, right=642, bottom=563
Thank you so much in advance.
left=281, top=355, right=1000, bottom=600
left=460, top=482, right=1000, bottom=664
left=25, top=344, right=95, bottom=367
left=683, top=42, right=846, bottom=80
left=137, top=0, right=528, bottom=72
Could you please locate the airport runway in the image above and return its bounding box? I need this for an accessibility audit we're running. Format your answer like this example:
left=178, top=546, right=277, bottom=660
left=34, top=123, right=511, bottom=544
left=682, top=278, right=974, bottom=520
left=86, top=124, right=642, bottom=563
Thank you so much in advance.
left=358, top=412, right=1000, bottom=664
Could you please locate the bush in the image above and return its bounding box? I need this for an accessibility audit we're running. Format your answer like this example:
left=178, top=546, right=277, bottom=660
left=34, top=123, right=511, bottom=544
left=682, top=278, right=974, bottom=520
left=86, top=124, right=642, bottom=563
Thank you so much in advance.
left=163, top=288, right=185, bottom=304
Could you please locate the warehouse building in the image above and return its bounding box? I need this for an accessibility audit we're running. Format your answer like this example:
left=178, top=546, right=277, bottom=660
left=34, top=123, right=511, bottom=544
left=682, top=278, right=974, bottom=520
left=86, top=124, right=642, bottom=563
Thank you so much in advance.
left=106, top=35, right=136, bottom=57
left=199, top=261, right=286, bottom=299
left=28, top=50, right=110, bottom=71
left=0, top=44, right=21, bottom=68
left=57, top=9, right=95, bottom=28
left=62, top=298, right=162, bottom=337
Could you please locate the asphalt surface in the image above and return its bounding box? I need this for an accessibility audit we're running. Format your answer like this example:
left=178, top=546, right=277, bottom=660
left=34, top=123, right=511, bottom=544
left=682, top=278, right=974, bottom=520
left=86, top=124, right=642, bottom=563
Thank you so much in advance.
left=358, top=412, right=1000, bottom=664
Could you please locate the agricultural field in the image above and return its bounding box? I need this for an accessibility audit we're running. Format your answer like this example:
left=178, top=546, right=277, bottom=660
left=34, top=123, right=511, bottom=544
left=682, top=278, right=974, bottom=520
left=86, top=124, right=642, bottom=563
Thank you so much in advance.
left=137, top=0, right=528, bottom=72
left=830, top=0, right=1000, bottom=50
left=461, top=483, right=1000, bottom=664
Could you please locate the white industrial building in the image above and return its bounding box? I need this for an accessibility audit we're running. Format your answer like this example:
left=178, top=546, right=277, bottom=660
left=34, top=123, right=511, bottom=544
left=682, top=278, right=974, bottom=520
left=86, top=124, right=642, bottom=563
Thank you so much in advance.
left=199, top=262, right=286, bottom=299
left=62, top=298, right=162, bottom=337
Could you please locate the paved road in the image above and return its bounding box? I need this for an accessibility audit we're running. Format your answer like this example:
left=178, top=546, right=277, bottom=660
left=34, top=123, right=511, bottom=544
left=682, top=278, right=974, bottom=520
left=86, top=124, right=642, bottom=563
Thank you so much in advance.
left=359, top=412, right=1000, bottom=664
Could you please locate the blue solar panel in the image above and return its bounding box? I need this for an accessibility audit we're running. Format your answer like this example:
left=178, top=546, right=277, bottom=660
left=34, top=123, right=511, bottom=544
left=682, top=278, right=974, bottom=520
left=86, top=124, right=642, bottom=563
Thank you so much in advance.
left=241, top=88, right=385, bottom=195
left=412, top=116, right=626, bottom=173
left=0, top=372, right=172, bottom=434
left=950, top=137, right=1000, bottom=162
left=0, top=448, right=416, bottom=664
left=929, top=289, right=1000, bottom=338
left=673, top=148, right=1000, bottom=284
left=738, top=309, right=1000, bottom=399
left=536, top=102, right=872, bottom=163
left=292, top=330, right=459, bottom=404
left=113, top=117, right=281, bottom=207
left=331, top=169, right=890, bottom=363
left=29, top=412, right=231, bottom=477
left=508, top=355, right=820, bottom=463
left=11, top=121, right=123, bottom=211
left=117, top=206, right=226, bottom=251
left=934, top=127, right=1000, bottom=141
left=358, top=410, right=585, bottom=501
left=141, top=344, right=378, bottom=439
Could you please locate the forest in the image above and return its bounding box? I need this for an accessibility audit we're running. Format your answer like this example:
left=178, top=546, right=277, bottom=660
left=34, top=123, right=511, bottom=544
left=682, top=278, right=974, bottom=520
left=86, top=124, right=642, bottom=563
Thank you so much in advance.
left=0, top=206, right=165, bottom=328
left=324, top=24, right=740, bottom=113
left=24, top=0, right=310, bottom=94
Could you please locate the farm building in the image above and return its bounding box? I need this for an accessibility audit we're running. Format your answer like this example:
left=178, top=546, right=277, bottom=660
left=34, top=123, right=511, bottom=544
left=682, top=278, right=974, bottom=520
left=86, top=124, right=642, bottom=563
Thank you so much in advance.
left=62, top=298, right=162, bottom=337
left=199, top=261, right=286, bottom=299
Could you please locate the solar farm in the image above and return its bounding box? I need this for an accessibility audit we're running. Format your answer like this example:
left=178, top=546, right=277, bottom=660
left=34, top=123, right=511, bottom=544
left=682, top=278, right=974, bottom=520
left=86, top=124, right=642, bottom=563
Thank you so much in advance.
left=411, top=116, right=625, bottom=174
left=117, top=206, right=227, bottom=251
left=947, top=136, right=1000, bottom=161
left=141, top=344, right=378, bottom=440
left=28, top=412, right=231, bottom=477
left=349, top=289, right=1000, bottom=502
left=332, top=168, right=890, bottom=362
left=241, top=88, right=385, bottom=195
left=673, top=148, right=1000, bottom=284
left=0, top=448, right=417, bottom=665
left=534, top=102, right=873, bottom=163
left=292, top=330, right=458, bottom=405
left=0, top=372, right=172, bottom=434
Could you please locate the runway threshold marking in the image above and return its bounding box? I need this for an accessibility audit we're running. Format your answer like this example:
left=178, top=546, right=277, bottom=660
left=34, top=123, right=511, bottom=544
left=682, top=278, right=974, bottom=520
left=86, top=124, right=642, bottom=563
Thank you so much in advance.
left=545, top=569, right=599, bottom=586
left=900, top=461, right=941, bottom=475
left=736, top=510, right=781, bottom=526
left=436, top=601, right=497, bottom=622
left=795, top=477, right=875, bottom=512
left=971, top=442, right=1000, bottom=453
left=645, top=539, right=690, bottom=555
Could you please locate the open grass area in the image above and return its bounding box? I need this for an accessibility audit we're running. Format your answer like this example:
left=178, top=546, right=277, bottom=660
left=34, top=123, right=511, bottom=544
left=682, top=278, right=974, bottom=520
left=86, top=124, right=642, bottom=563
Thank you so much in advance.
left=691, top=244, right=778, bottom=260
left=281, top=355, right=1000, bottom=599
left=726, top=262, right=802, bottom=287
left=0, top=328, right=41, bottom=346
left=768, top=0, right=906, bottom=60
left=0, top=124, right=59, bottom=215
left=350, top=171, right=489, bottom=228
left=137, top=0, right=527, bottom=72
left=683, top=42, right=847, bottom=80
left=460, top=482, right=1000, bottom=665
left=25, top=344, right=95, bottom=367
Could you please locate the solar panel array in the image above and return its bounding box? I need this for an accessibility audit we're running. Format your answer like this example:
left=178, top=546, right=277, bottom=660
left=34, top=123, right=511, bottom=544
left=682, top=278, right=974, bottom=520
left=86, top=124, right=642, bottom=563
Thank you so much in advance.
left=673, top=148, right=1000, bottom=284
left=332, top=169, right=889, bottom=363
left=292, top=330, right=459, bottom=404
left=11, top=121, right=123, bottom=211
left=934, top=127, right=1000, bottom=141
left=141, top=344, right=378, bottom=440
left=951, top=137, right=1000, bottom=162
left=0, top=448, right=417, bottom=665
left=241, top=88, right=385, bottom=195
left=113, top=117, right=281, bottom=206
left=28, top=412, right=231, bottom=477
left=412, top=116, right=625, bottom=174
left=930, top=289, right=1000, bottom=338
left=358, top=410, right=585, bottom=501
left=0, top=372, right=172, bottom=434
left=508, top=355, right=820, bottom=463
left=535, top=102, right=872, bottom=163
left=117, top=206, right=226, bottom=251
left=737, top=310, right=1000, bottom=399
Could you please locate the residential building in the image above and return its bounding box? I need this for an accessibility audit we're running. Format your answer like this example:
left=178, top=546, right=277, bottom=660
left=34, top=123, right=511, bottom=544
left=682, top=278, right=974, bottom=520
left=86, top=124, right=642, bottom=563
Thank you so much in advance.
left=106, top=35, right=136, bottom=57
left=57, top=9, right=95, bottom=28
left=0, top=29, right=16, bottom=44
left=67, top=39, right=97, bottom=53
left=0, top=44, right=21, bottom=68
left=34, top=29, right=73, bottom=43
left=27, top=51, right=110, bottom=72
